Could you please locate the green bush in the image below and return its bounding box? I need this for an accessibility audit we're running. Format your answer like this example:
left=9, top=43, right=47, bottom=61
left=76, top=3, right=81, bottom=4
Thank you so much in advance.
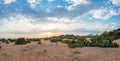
left=5, top=41, right=9, bottom=44
left=15, top=38, right=26, bottom=45
left=32, top=38, right=41, bottom=42
left=47, top=28, right=120, bottom=48
left=1, top=39, right=6, bottom=43
left=64, top=36, right=119, bottom=48
left=9, top=39, right=16, bottom=42
left=50, top=37, right=62, bottom=42
left=62, top=40, right=71, bottom=44
left=67, top=40, right=86, bottom=48
left=90, top=36, right=119, bottom=48
left=26, top=40, right=31, bottom=43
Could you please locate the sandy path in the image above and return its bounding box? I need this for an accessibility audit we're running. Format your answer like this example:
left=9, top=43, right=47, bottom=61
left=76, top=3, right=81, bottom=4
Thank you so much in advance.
left=0, top=41, right=120, bottom=61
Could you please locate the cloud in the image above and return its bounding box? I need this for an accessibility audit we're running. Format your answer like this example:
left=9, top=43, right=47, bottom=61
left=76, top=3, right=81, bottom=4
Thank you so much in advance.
left=56, top=5, right=63, bottom=8
left=48, top=0, right=54, bottom=2
left=3, top=0, right=16, bottom=4
left=0, top=13, right=119, bottom=38
left=47, top=17, right=83, bottom=24
left=69, top=22, right=118, bottom=35
left=0, top=14, right=38, bottom=34
left=110, top=0, right=120, bottom=6
left=90, top=8, right=118, bottom=20
left=65, top=0, right=89, bottom=11
left=65, top=0, right=89, bottom=6
left=0, top=14, right=67, bottom=38
left=27, top=0, right=41, bottom=8
left=46, top=16, right=118, bottom=34
left=0, top=0, right=120, bottom=38
left=0, top=14, right=66, bottom=34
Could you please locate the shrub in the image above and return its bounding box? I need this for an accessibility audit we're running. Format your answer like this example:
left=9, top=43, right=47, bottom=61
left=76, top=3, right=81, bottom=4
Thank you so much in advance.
left=0, top=46, right=2, bottom=49
left=68, top=43, right=77, bottom=48
left=43, top=50, right=46, bottom=52
left=43, top=38, right=50, bottom=40
left=1, top=39, right=6, bottom=43
left=26, top=40, right=31, bottom=43
left=62, top=40, right=71, bottom=44
left=32, top=38, right=41, bottom=42
left=15, top=38, right=26, bottom=45
left=90, top=36, right=119, bottom=48
left=37, top=41, right=41, bottom=44
left=5, top=41, right=9, bottom=44
left=67, top=40, right=85, bottom=48
left=50, top=37, right=62, bottom=42
left=47, top=29, right=120, bottom=48
left=73, top=51, right=81, bottom=54
left=113, top=42, right=119, bottom=48
left=10, top=39, right=16, bottom=42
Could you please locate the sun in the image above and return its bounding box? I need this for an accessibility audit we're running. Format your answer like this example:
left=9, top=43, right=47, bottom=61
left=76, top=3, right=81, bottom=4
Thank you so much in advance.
left=36, top=32, right=61, bottom=38
left=45, top=32, right=53, bottom=35
left=38, top=32, right=54, bottom=38
left=41, top=24, right=58, bottom=30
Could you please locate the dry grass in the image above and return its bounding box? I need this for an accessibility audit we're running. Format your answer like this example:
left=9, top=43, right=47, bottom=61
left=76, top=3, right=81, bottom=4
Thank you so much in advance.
left=73, top=51, right=81, bottom=54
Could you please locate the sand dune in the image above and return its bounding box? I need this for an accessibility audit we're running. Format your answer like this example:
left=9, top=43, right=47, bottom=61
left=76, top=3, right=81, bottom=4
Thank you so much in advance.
left=0, top=40, right=120, bottom=61
left=114, top=39, right=120, bottom=45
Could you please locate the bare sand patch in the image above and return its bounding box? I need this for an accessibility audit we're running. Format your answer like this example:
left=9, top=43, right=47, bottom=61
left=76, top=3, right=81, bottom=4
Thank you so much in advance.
left=0, top=40, right=120, bottom=61
left=114, top=39, right=120, bottom=45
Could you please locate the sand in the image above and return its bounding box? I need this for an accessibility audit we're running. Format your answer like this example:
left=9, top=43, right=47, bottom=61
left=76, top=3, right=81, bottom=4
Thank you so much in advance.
left=0, top=40, right=120, bottom=61
left=114, top=39, right=120, bottom=45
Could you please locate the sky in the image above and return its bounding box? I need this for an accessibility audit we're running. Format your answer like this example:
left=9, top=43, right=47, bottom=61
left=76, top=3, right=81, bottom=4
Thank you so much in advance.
left=0, top=0, right=120, bottom=38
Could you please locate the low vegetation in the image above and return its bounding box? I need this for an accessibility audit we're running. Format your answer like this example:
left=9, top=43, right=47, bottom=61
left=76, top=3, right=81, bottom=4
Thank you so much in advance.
left=5, top=41, right=9, bottom=44
left=0, top=38, right=41, bottom=45
left=43, top=50, right=46, bottom=52
left=0, top=28, right=120, bottom=48
left=48, top=28, right=120, bottom=48
left=15, top=38, right=27, bottom=45
left=50, top=36, right=62, bottom=42
left=37, top=41, right=41, bottom=44
left=0, top=46, right=2, bottom=49
left=90, top=35, right=119, bottom=47
left=73, top=51, right=81, bottom=54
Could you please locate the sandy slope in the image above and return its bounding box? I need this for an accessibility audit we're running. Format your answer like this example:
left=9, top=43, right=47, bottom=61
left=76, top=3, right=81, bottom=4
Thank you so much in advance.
left=0, top=40, right=120, bottom=61
left=114, top=39, right=120, bottom=45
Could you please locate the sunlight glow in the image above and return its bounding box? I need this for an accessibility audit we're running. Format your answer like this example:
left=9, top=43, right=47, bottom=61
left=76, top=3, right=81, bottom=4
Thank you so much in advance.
left=41, top=24, right=58, bottom=30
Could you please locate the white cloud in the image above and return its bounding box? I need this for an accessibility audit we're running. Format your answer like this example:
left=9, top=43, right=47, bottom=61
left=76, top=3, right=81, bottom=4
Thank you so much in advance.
left=27, top=0, right=41, bottom=8
left=0, top=14, right=118, bottom=38
left=65, top=0, right=88, bottom=6
left=56, top=5, right=63, bottom=8
left=3, top=0, right=16, bottom=4
left=65, top=0, right=89, bottom=11
left=110, top=0, right=120, bottom=6
left=0, top=14, right=37, bottom=33
left=47, top=17, right=84, bottom=24
left=90, top=8, right=118, bottom=20
left=46, top=17, right=117, bottom=33
left=67, top=5, right=73, bottom=11
left=48, top=0, right=54, bottom=2
left=0, top=14, right=65, bottom=38
left=0, top=14, right=66, bottom=34
left=28, top=0, right=37, bottom=3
